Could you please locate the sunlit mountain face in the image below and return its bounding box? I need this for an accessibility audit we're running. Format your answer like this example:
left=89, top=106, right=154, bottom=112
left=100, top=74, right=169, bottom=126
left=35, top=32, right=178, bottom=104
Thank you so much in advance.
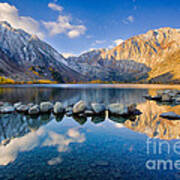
left=66, top=27, right=180, bottom=83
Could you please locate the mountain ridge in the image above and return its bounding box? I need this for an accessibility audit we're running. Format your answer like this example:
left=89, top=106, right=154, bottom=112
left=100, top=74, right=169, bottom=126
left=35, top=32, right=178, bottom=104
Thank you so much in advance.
left=0, top=21, right=180, bottom=84
left=0, top=21, right=86, bottom=83
left=66, top=27, right=180, bottom=83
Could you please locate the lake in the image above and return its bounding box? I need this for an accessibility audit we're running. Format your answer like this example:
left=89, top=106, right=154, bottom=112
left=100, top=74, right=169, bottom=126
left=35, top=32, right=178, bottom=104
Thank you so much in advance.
left=0, top=84, right=180, bottom=180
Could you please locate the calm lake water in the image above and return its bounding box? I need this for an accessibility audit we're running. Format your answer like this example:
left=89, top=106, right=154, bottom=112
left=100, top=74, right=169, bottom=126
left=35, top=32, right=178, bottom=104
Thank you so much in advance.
left=1, top=84, right=180, bottom=180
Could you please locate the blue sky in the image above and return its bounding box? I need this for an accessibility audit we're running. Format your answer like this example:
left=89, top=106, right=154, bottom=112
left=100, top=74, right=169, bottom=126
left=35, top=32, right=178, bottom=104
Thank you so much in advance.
left=0, top=0, right=180, bottom=57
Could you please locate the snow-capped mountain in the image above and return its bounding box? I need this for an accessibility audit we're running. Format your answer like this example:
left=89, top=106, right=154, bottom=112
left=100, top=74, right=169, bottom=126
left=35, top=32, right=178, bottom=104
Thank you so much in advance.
left=0, top=21, right=85, bottom=82
left=1, top=22, right=180, bottom=84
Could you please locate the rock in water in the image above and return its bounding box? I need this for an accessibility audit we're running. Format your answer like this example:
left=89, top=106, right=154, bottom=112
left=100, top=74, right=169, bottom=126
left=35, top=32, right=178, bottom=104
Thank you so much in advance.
left=127, top=104, right=142, bottom=115
left=174, top=96, right=180, bottom=103
left=65, top=106, right=73, bottom=112
left=40, top=102, right=53, bottom=113
left=160, top=112, right=180, bottom=120
left=14, top=102, right=22, bottom=109
left=27, top=103, right=34, bottom=108
left=84, top=110, right=94, bottom=116
left=108, top=103, right=128, bottom=115
left=128, top=104, right=137, bottom=113
left=161, top=94, right=173, bottom=102
left=28, top=105, right=40, bottom=115
left=91, top=103, right=105, bottom=114
left=16, top=105, right=29, bottom=113
left=144, top=95, right=161, bottom=101
left=0, top=106, right=15, bottom=114
left=73, top=100, right=86, bottom=114
left=53, top=102, right=64, bottom=114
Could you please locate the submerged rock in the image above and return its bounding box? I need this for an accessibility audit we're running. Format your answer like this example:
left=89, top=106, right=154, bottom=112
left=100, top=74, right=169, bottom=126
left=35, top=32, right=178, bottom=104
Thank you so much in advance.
left=0, top=106, right=15, bottom=114
left=73, top=100, right=86, bottom=114
left=108, top=103, right=128, bottom=115
left=40, top=102, right=53, bottom=113
left=53, top=102, right=64, bottom=114
left=160, top=112, right=180, bottom=120
left=91, top=103, right=105, bottom=114
left=28, top=105, right=40, bottom=115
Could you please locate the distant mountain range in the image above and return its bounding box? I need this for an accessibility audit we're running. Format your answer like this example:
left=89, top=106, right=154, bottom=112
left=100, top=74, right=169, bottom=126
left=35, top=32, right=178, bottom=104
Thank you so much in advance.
left=0, top=21, right=180, bottom=84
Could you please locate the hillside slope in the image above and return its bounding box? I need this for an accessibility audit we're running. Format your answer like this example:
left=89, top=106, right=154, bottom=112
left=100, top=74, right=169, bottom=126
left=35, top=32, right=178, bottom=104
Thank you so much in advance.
left=148, top=49, right=180, bottom=83
left=67, top=27, right=180, bottom=83
left=0, top=21, right=85, bottom=83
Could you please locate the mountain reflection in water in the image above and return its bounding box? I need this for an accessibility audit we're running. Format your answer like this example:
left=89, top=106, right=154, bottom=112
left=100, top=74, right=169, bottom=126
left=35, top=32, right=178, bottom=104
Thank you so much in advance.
left=0, top=85, right=180, bottom=179
left=0, top=86, right=147, bottom=106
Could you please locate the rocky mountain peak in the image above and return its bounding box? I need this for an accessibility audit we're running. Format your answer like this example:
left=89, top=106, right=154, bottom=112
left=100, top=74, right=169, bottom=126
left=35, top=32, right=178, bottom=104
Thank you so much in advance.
left=100, top=27, right=180, bottom=67
left=66, top=27, right=180, bottom=83
left=0, top=21, right=85, bottom=83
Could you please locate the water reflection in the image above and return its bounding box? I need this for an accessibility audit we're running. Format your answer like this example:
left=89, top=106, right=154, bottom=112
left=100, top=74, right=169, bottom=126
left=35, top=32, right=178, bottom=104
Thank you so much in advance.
left=91, top=116, right=105, bottom=124
left=0, top=114, right=52, bottom=145
left=0, top=123, right=85, bottom=166
left=1, top=96, right=180, bottom=148
left=0, top=86, right=147, bottom=106
left=124, top=101, right=180, bottom=140
left=1, top=86, right=180, bottom=179
left=1, top=98, right=180, bottom=149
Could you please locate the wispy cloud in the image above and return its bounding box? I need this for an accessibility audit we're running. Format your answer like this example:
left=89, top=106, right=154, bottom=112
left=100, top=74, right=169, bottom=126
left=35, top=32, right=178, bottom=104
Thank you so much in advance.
left=95, top=40, right=106, bottom=44
left=92, top=40, right=106, bottom=46
left=86, top=35, right=93, bottom=39
left=43, top=3, right=86, bottom=38
left=48, top=3, right=63, bottom=12
left=123, top=15, right=135, bottom=24
left=0, top=3, right=44, bottom=39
